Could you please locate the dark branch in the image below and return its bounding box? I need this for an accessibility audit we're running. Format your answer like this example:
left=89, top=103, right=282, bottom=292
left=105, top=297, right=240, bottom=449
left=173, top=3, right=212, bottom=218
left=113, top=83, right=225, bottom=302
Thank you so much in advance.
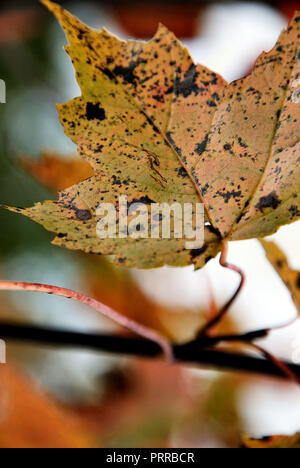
left=0, top=321, right=299, bottom=381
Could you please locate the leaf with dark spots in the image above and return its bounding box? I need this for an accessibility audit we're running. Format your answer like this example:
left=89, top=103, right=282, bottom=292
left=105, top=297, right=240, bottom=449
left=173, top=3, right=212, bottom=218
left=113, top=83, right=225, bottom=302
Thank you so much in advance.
left=7, top=2, right=222, bottom=270
left=261, top=240, right=300, bottom=315
left=8, top=1, right=300, bottom=271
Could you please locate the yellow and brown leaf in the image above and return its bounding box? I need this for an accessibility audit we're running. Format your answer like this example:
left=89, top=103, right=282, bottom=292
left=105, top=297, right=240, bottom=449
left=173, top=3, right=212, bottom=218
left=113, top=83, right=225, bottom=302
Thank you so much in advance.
left=260, top=239, right=300, bottom=313
left=7, top=0, right=300, bottom=269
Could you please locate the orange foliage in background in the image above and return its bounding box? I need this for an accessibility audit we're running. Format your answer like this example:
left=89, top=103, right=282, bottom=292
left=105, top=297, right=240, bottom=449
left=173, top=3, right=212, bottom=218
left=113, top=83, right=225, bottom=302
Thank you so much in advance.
left=0, top=365, right=94, bottom=448
left=0, top=9, right=40, bottom=44
left=112, top=2, right=202, bottom=38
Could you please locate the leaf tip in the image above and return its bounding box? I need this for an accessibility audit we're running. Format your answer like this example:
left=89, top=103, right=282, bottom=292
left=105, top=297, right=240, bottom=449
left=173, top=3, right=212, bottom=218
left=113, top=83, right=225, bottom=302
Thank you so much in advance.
left=290, top=9, right=300, bottom=26
left=39, top=0, right=57, bottom=12
left=154, top=22, right=173, bottom=40
left=0, top=204, right=25, bottom=215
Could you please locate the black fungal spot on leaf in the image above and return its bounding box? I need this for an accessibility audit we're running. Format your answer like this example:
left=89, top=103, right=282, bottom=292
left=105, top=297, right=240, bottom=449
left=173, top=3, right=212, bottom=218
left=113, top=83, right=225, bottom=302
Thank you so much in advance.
left=296, top=272, right=300, bottom=289
left=206, top=223, right=222, bottom=238
left=75, top=209, right=92, bottom=221
left=216, top=189, right=242, bottom=203
left=142, top=111, right=160, bottom=134
left=102, top=67, right=115, bottom=80
left=276, top=259, right=283, bottom=268
left=130, top=196, right=155, bottom=205
left=86, top=102, right=106, bottom=121
left=176, top=167, right=189, bottom=178
left=195, top=135, right=208, bottom=156
left=190, top=245, right=208, bottom=259
left=112, top=59, right=143, bottom=84
left=173, top=64, right=201, bottom=98
left=206, top=100, right=217, bottom=108
left=166, top=132, right=186, bottom=163
left=255, top=191, right=281, bottom=212
left=289, top=205, right=300, bottom=218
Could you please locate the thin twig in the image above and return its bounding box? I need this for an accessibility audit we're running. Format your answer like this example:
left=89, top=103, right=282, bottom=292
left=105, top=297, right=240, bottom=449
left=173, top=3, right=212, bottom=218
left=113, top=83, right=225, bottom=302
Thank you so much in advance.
left=0, top=281, right=173, bottom=362
left=0, top=321, right=299, bottom=380
left=199, top=241, right=246, bottom=335
left=250, top=342, right=300, bottom=385
left=197, top=329, right=270, bottom=346
left=202, top=331, right=300, bottom=385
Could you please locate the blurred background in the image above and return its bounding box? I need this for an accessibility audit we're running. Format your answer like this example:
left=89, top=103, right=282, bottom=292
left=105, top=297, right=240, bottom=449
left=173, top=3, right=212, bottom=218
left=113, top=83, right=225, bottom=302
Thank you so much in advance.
left=0, top=0, right=300, bottom=448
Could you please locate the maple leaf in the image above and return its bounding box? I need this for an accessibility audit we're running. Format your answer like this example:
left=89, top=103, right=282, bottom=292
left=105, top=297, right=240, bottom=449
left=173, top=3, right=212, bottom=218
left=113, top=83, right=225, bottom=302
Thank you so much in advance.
left=7, top=1, right=300, bottom=269
left=242, top=432, right=300, bottom=448
left=260, top=239, right=300, bottom=314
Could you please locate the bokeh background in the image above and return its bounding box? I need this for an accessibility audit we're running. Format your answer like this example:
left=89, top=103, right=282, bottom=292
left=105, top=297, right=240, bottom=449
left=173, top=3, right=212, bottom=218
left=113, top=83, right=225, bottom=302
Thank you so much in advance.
left=1, top=0, right=300, bottom=448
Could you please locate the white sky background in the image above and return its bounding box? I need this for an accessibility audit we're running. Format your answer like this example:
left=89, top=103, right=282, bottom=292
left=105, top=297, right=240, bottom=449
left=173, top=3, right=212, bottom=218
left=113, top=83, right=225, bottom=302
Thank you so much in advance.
left=3, top=0, right=300, bottom=436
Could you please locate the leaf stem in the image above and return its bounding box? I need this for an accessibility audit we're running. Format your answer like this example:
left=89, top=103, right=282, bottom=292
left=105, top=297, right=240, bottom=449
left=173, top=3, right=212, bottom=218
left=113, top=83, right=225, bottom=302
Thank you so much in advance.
left=194, top=243, right=300, bottom=385
left=248, top=342, right=300, bottom=385
left=199, top=241, right=246, bottom=335
left=0, top=280, right=174, bottom=362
